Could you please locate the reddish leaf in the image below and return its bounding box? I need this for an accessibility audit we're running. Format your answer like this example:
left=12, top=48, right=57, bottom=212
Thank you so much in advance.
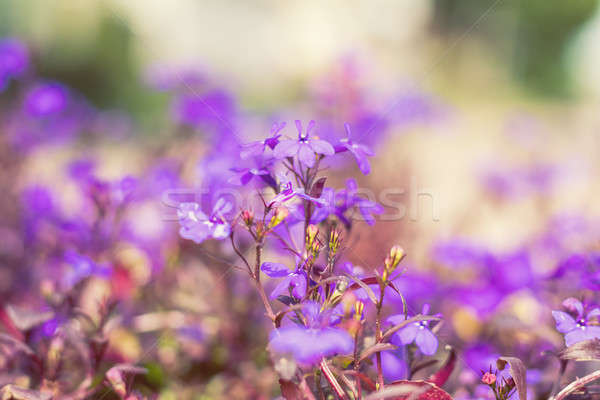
left=0, top=385, right=52, bottom=400
left=5, top=306, right=53, bottom=332
left=279, top=379, right=303, bottom=400
left=106, top=363, right=148, bottom=398
left=279, top=379, right=316, bottom=400
left=0, top=306, right=24, bottom=341
left=309, top=177, right=327, bottom=199
left=498, top=356, right=527, bottom=400
left=367, top=380, right=453, bottom=400
left=428, top=347, right=456, bottom=387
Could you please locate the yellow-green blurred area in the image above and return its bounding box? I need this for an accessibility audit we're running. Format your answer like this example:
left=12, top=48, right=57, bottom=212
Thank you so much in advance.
left=2, top=0, right=600, bottom=109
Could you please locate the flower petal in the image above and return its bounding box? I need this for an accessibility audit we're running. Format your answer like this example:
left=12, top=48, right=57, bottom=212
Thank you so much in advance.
left=261, top=262, right=290, bottom=278
left=552, top=311, right=577, bottom=333
left=309, top=139, right=335, bottom=156
left=415, top=328, right=438, bottom=355
left=397, top=323, right=418, bottom=345
left=274, top=140, right=299, bottom=159
left=298, top=144, right=316, bottom=167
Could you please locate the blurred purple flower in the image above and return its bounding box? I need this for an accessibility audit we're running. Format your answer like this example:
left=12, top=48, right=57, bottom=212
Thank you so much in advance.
left=269, top=325, right=353, bottom=365
left=172, top=89, right=236, bottom=131
left=240, top=122, right=285, bottom=159
left=24, top=83, right=69, bottom=117
left=311, top=179, right=383, bottom=227
left=261, top=262, right=307, bottom=300
left=268, top=180, right=326, bottom=209
left=553, top=298, right=600, bottom=347
left=432, top=239, right=493, bottom=270
left=269, top=301, right=352, bottom=364
left=177, top=198, right=232, bottom=244
left=387, top=304, right=439, bottom=355
left=334, top=123, right=374, bottom=174
left=381, top=350, right=408, bottom=382
left=0, top=38, right=28, bottom=90
left=228, top=166, right=276, bottom=188
left=273, top=120, right=334, bottom=167
left=63, top=251, right=111, bottom=289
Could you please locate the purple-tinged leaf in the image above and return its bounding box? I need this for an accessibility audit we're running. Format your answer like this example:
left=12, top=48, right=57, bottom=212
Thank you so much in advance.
left=558, top=338, right=600, bottom=361
left=309, top=177, right=327, bottom=199
left=106, top=363, right=148, bottom=398
left=498, top=356, right=527, bottom=400
left=0, top=385, right=52, bottom=400
left=279, top=379, right=316, bottom=400
left=5, top=305, right=53, bottom=332
left=428, top=347, right=456, bottom=387
left=372, top=380, right=454, bottom=400
left=0, top=333, right=35, bottom=356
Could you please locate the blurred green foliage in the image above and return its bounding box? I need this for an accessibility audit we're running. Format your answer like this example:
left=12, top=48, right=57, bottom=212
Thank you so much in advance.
left=434, top=0, right=599, bottom=96
left=0, top=0, right=168, bottom=132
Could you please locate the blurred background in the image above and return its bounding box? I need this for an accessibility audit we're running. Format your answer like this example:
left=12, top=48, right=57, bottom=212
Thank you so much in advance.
left=1, top=0, right=600, bottom=398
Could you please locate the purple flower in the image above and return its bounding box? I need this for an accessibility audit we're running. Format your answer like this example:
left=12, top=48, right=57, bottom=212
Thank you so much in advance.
left=268, top=180, right=326, bottom=209
left=311, top=179, right=384, bottom=227
left=172, top=89, right=236, bottom=131
left=387, top=304, right=439, bottom=355
left=552, top=298, right=600, bottom=347
left=269, top=301, right=352, bottom=364
left=177, top=198, right=232, bottom=244
left=228, top=164, right=277, bottom=188
left=24, top=83, right=69, bottom=117
left=432, top=239, right=493, bottom=270
left=62, top=251, right=111, bottom=289
left=381, top=350, right=408, bottom=382
left=334, top=123, right=374, bottom=174
left=269, top=325, right=353, bottom=365
left=273, top=120, right=334, bottom=167
left=0, top=38, right=28, bottom=90
left=240, top=122, right=285, bottom=159
left=261, top=262, right=307, bottom=300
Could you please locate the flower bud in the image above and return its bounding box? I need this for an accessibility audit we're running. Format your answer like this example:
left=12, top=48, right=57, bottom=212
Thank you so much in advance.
left=481, top=372, right=496, bottom=385
left=306, top=224, right=319, bottom=248
left=384, top=245, right=405, bottom=277
left=268, top=207, right=289, bottom=229
left=354, top=300, right=365, bottom=321
left=328, top=229, right=342, bottom=255
left=241, top=210, right=254, bottom=226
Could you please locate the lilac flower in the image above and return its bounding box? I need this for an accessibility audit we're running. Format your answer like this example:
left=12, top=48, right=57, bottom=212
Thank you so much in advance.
left=552, top=298, right=600, bottom=347
left=261, top=262, right=307, bottom=300
left=269, top=301, right=352, bottom=364
left=269, top=325, right=353, bottom=365
left=24, top=83, right=69, bottom=117
left=387, top=304, right=439, bottom=355
left=240, top=122, right=285, bottom=159
left=62, top=251, right=111, bottom=289
left=310, top=179, right=383, bottom=227
left=268, top=181, right=326, bottom=209
left=432, top=239, right=493, bottom=270
left=334, top=123, right=374, bottom=174
left=0, top=38, right=28, bottom=90
left=172, top=89, right=236, bottom=131
left=273, top=120, right=334, bottom=167
left=177, top=198, right=232, bottom=244
left=381, top=350, right=408, bottom=382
